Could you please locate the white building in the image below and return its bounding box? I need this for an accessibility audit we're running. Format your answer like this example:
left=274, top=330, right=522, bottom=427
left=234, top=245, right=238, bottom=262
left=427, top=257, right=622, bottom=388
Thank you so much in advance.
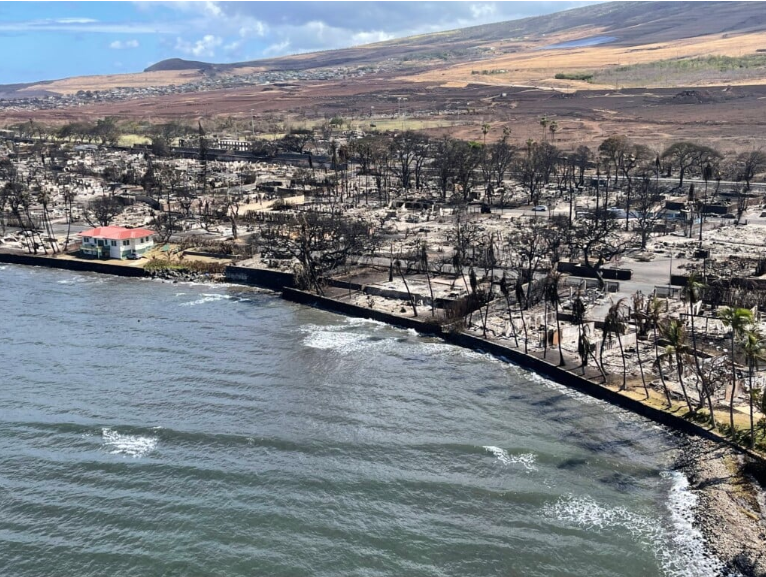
left=79, top=226, right=154, bottom=260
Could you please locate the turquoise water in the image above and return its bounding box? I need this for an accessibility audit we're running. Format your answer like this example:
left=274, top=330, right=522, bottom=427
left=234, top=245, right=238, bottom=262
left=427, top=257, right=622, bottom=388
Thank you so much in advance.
left=0, top=265, right=727, bottom=576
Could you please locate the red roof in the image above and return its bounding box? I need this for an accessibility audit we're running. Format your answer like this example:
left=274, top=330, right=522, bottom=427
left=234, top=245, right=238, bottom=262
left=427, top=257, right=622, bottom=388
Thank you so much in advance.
left=79, top=226, right=154, bottom=240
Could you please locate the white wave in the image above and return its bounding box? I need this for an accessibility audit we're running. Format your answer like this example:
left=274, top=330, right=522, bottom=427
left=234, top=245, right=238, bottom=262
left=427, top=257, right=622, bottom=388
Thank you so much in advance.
left=101, top=428, right=158, bottom=458
left=660, top=471, right=738, bottom=577
left=57, top=276, right=92, bottom=285
left=483, top=446, right=538, bottom=471
left=303, top=328, right=372, bottom=352
left=179, top=293, right=234, bottom=307
left=543, top=485, right=735, bottom=577
left=345, top=316, right=387, bottom=328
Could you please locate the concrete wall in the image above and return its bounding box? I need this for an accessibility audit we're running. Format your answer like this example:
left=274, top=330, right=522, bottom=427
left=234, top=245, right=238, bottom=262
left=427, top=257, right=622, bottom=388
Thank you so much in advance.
left=557, top=262, right=632, bottom=280
left=0, top=252, right=148, bottom=277
left=281, top=287, right=443, bottom=335
left=281, top=286, right=764, bottom=463
left=225, top=265, right=295, bottom=290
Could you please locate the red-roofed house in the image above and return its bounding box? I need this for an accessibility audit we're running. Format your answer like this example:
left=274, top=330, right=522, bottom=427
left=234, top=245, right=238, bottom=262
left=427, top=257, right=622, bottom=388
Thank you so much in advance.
left=79, top=226, right=154, bottom=260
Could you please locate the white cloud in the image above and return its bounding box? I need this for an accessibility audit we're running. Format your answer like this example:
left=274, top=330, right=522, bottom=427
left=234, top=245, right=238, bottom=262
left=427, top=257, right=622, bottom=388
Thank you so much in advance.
left=224, top=40, right=242, bottom=52
left=109, top=39, right=140, bottom=49
left=350, top=31, right=395, bottom=45
left=0, top=18, right=178, bottom=34
left=55, top=17, right=99, bottom=24
left=470, top=3, right=497, bottom=19
left=175, top=34, right=223, bottom=58
left=239, top=21, right=267, bottom=38
left=263, top=40, right=290, bottom=56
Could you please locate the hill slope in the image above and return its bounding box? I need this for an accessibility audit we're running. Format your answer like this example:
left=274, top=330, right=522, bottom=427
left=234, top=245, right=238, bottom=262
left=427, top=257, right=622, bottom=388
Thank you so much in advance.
left=144, top=1, right=766, bottom=74
left=11, top=1, right=766, bottom=97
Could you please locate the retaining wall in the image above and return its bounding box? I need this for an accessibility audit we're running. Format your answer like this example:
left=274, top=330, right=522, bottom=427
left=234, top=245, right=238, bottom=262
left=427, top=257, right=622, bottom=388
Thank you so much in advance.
left=281, top=286, right=765, bottom=462
left=225, top=265, right=294, bottom=290
left=0, top=252, right=148, bottom=278
left=281, top=287, right=443, bottom=335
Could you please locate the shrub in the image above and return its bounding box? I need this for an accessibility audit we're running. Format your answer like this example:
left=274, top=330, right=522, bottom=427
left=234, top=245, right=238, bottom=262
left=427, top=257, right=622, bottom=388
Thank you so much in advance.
left=554, top=72, right=594, bottom=82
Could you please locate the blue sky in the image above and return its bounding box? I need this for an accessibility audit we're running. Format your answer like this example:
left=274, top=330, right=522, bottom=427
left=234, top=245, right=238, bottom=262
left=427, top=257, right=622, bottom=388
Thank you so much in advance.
left=0, top=1, right=595, bottom=84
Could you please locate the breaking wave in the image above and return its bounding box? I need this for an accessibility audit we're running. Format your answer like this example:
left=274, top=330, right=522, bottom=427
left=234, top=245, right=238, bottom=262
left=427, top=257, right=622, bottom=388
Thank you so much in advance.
left=483, top=446, right=538, bottom=471
left=101, top=428, right=158, bottom=458
left=179, top=293, right=236, bottom=307
left=542, top=476, right=737, bottom=577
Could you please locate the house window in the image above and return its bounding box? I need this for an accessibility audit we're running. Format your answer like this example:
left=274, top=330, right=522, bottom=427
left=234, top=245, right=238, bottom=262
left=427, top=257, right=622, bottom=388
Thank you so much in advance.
left=111, top=240, right=117, bottom=247
left=83, top=237, right=90, bottom=243
left=123, top=240, right=129, bottom=246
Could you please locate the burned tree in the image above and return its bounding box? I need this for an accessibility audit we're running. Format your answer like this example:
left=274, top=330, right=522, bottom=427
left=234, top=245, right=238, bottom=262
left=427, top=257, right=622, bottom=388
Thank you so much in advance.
left=260, top=212, right=379, bottom=294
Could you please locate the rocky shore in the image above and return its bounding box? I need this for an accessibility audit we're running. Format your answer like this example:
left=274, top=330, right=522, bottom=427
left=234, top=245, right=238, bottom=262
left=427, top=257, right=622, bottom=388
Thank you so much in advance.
left=676, top=436, right=766, bottom=576
left=148, top=268, right=226, bottom=283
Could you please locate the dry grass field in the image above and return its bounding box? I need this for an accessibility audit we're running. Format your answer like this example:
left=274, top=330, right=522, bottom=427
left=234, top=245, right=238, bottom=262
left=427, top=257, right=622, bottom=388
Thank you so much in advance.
left=5, top=1, right=766, bottom=151
left=406, top=30, right=766, bottom=89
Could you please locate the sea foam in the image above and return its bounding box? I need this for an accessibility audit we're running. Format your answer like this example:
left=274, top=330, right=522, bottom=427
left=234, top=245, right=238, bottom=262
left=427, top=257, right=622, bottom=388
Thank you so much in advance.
left=101, top=428, right=158, bottom=458
left=179, top=293, right=234, bottom=307
left=543, top=478, right=739, bottom=577
left=483, top=446, right=538, bottom=471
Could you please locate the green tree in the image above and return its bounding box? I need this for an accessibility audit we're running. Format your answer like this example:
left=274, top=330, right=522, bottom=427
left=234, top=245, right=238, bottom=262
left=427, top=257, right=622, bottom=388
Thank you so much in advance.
left=544, top=272, right=565, bottom=367
left=660, top=319, right=694, bottom=413
left=682, top=273, right=715, bottom=424
left=600, top=298, right=628, bottom=389
left=718, top=306, right=754, bottom=437
left=742, top=328, right=766, bottom=448
left=661, top=141, right=721, bottom=188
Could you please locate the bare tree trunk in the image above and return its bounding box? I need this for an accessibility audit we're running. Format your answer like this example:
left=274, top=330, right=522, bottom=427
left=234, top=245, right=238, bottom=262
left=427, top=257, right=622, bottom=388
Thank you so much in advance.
left=636, top=337, right=649, bottom=399
left=729, top=335, right=737, bottom=437
left=654, top=325, right=672, bottom=408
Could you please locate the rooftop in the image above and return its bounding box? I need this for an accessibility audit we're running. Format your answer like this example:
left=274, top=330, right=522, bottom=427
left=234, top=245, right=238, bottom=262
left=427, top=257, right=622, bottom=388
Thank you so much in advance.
left=79, top=226, right=154, bottom=240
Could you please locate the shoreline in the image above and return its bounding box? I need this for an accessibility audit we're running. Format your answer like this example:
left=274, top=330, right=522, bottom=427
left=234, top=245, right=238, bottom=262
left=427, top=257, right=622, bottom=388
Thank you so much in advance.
left=2, top=256, right=765, bottom=574
left=675, top=436, right=766, bottom=576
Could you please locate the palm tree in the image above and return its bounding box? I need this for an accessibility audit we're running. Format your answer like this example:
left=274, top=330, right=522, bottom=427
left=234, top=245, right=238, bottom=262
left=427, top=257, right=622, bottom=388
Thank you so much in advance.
left=514, top=275, right=529, bottom=354
left=545, top=273, right=566, bottom=366
left=601, top=299, right=628, bottom=389
left=419, top=241, right=435, bottom=317
left=742, top=328, right=765, bottom=448
left=629, top=301, right=650, bottom=400
left=539, top=116, right=549, bottom=142
left=394, top=259, right=418, bottom=318
left=499, top=274, right=519, bottom=348
left=647, top=297, right=673, bottom=407
left=660, top=319, right=694, bottom=413
left=682, top=273, right=715, bottom=423
left=549, top=121, right=558, bottom=143
left=572, top=293, right=587, bottom=374
left=718, top=306, right=754, bottom=437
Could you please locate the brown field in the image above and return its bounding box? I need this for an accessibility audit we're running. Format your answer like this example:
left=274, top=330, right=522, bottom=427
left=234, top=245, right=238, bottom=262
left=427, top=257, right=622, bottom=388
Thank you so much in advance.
left=7, top=76, right=766, bottom=151
left=405, top=30, right=766, bottom=90
left=5, top=1, right=766, bottom=151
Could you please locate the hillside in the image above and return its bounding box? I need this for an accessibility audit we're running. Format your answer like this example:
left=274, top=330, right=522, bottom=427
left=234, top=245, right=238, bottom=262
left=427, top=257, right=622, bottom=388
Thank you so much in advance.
left=8, top=1, right=766, bottom=99
left=141, top=1, right=766, bottom=81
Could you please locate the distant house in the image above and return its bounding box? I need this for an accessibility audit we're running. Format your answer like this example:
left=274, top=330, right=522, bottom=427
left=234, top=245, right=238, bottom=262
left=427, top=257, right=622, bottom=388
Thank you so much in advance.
left=79, top=226, right=154, bottom=260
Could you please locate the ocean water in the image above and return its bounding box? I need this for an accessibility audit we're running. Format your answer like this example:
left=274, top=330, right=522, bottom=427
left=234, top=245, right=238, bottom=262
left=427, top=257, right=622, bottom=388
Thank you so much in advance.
left=0, top=265, right=728, bottom=576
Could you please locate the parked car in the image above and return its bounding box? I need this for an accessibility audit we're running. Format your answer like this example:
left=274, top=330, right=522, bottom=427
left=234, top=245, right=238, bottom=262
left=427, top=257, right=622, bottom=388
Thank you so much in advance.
left=532, top=205, right=548, bottom=212
left=127, top=253, right=141, bottom=260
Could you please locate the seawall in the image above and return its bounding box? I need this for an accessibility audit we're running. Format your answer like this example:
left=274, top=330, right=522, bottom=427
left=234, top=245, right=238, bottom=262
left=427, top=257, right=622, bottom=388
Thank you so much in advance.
left=281, top=286, right=765, bottom=462
left=4, top=255, right=763, bottom=463
left=0, top=252, right=148, bottom=278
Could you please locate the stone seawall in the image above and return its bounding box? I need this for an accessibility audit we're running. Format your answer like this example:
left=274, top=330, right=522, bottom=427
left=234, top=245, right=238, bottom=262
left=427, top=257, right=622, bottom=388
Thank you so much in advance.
left=281, top=286, right=765, bottom=462
left=225, top=265, right=295, bottom=290
left=6, top=255, right=763, bottom=464
left=0, top=252, right=148, bottom=278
